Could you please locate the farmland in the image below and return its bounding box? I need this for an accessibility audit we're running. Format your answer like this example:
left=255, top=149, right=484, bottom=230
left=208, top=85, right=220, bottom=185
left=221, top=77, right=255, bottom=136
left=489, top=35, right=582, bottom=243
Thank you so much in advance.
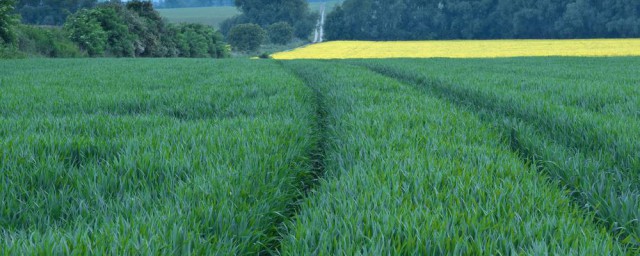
left=271, top=39, right=640, bottom=59
left=158, top=6, right=238, bottom=27
left=0, top=59, right=320, bottom=254
left=1, top=56, right=639, bottom=254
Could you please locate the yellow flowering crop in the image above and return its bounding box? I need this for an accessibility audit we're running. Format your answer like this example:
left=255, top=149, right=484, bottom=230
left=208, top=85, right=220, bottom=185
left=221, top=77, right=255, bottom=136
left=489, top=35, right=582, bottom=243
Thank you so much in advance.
left=271, top=39, right=640, bottom=59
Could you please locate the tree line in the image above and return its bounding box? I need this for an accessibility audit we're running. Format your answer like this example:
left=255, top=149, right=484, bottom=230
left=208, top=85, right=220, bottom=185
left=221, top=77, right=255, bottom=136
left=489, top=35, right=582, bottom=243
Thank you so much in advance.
left=11, top=0, right=328, bottom=24
left=221, top=0, right=316, bottom=38
left=2, top=1, right=229, bottom=58
left=65, top=1, right=228, bottom=57
left=2, top=0, right=312, bottom=57
left=1, top=0, right=19, bottom=45
left=218, top=0, right=318, bottom=52
left=16, top=0, right=96, bottom=25
left=326, top=0, right=640, bottom=40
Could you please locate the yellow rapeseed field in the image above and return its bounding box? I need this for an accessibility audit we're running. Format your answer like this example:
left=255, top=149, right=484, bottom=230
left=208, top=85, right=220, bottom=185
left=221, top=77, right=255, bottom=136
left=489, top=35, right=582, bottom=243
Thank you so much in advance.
left=271, top=39, right=640, bottom=59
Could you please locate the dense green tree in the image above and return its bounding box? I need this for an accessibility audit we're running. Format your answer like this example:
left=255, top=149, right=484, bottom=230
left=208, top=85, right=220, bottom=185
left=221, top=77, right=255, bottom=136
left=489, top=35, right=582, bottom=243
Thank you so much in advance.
left=172, top=23, right=228, bottom=57
left=267, top=21, right=294, bottom=44
left=97, top=4, right=137, bottom=56
left=222, top=0, right=316, bottom=40
left=17, top=0, right=96, bottom=25
left=220, top=14, right=249, bottom=35
left=1, top=0, right=19, bottom=45
left=15, top=25, right=85, bottom=57
left=64, top=8, right=108, bottom=56
left=125, top=0, right=169, bottom=57
left=326, top=0, right=640, bottom=40
left=64, top=1, right=228, bottom=57
left=227, top=23, right=265, bottom=51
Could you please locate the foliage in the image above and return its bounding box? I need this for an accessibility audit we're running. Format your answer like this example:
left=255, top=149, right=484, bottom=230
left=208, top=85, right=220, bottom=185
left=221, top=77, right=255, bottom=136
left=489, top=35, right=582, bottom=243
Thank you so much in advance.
left=326, top=0, right=640, bottom=40
left=63, top=8, right=108, bottom=56
left=227, top=23, right=265, bottom=52
left=15, top=25, right=85, bottom=57
left=293, top=10, right=317, bottom=39
left=222, top=0, right=318, bottom=40
left=97, top=3, right=138, bottom=57
left=267, top=21, right=293, bottom=45
left=124, top=0, right=169, bottom=57
left=172, top=23, right=229, bottom=57
left=157, top=1, right=340, bottom=30
left=63, top=1, right=228, bottom=58
left=219, top=13, right=248, bottom=35
left=1, top=0, right=19, bottom=45
left=0, top=45, right=25, bottom=58
left=16, top=0, right=96, bottom=25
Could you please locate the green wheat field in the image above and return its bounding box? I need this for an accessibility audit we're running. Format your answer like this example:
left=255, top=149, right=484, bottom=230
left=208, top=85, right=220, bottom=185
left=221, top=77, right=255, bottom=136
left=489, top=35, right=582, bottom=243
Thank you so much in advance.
left=1, top=57, right=639, bottom=254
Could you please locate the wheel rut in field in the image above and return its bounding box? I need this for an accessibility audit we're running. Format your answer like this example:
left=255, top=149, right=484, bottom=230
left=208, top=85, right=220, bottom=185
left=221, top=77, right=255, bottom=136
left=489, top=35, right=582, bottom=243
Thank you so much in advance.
left=356, top=62, right=640, bottom=250
left=261, top=61, right=329, bottom=255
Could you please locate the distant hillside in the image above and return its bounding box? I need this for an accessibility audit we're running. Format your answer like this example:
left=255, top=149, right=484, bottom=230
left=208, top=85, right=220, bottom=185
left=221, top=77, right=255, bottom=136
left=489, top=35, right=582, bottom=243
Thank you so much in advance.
left=157, top=0, right=340, bottom=8
left=158, top=1, right=342, bottom=28
left=158, top=6, right=238, bottom=27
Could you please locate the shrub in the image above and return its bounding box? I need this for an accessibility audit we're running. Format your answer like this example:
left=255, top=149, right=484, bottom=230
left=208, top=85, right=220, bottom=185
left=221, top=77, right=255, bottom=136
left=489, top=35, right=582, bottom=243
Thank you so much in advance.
left=172, top=23, right=229, bottom=58
left=62, top=1, right=228, bottom=58
left=259, top=52, right=271, bottom=59
left=15, top=0, right=95, bottom=26
left=16, top=25, right=84, bottom=57
left=267, top=22, right=294, bottom=45
left=293, top=12, right=317, bottom=39
left=93, top=4, right=137, bottom=57
left=227, top=23, right=266, bottom=52
left=64, top=9, right=108, bottom=56
left=221, top=0, right=315, bottom=40
left=0, top=45, right=25, bottom=58
left=1, top=0, right=19, bottom=45
left=125, top=0, right=166, bottom=57
left=220, top=14, right=249, bottom=36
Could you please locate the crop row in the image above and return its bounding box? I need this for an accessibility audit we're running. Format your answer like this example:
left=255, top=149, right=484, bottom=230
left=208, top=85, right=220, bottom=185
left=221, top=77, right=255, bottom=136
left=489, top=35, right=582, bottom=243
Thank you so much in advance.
left=0, top=59, right=319, bottom=254
left=277, top=60, right=624, bottom=254
left=2, top=58, right=636, bottom=254
left=356, top=57, right=640, bottom=247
